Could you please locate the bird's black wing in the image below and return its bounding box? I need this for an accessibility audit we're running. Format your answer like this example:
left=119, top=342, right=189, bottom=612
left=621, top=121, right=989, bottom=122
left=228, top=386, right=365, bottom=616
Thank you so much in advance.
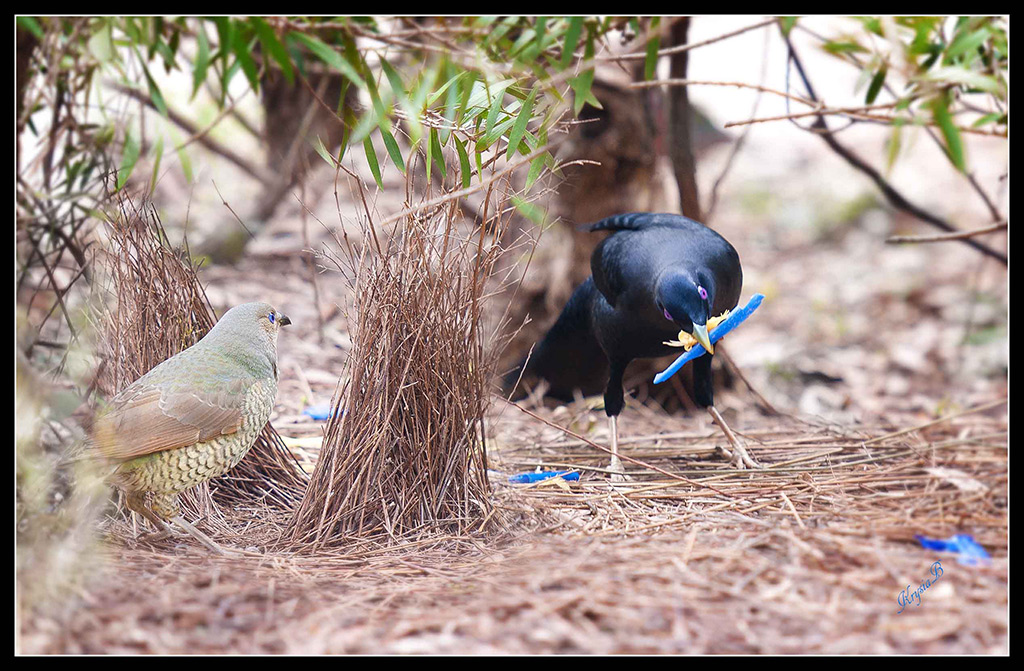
left=511, top=277, right=609, bottom=399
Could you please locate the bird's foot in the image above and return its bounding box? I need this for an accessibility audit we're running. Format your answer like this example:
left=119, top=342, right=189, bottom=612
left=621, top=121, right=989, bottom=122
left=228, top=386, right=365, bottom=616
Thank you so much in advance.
left=708, top=406, right=761, bottom=469
left=138, top=527, right=181, bottom=546
left=731, top=441, right=761, bottom=470
left=717, top=443, right=760, bottom=470
left=608, top=455, right=632, bottom=483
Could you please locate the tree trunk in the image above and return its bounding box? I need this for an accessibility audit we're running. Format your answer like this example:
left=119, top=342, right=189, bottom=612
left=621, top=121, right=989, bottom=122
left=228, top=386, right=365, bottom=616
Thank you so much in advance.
left=668, top=18, right=702, bottom=221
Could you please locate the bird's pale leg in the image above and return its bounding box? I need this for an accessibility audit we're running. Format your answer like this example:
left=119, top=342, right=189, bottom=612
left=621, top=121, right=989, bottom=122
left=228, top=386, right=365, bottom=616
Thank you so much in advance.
left=708, top=406, right=760, bottom=469
left=608, top=415, right=629, bottom=482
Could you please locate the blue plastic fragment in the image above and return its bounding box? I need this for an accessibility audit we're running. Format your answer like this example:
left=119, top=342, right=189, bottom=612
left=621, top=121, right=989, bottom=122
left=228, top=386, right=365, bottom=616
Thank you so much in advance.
left=654, top=293, right=765, bottom=385
left=303, top=403, right=336, bottom=421
left=915, top=533, right=992, bottom=566
left=508, top=470, right=580, bottom=484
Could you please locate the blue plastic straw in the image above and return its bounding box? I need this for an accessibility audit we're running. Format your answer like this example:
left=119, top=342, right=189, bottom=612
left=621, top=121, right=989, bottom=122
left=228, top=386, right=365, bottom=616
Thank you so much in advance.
left=654, top=293, right=765, bottom=385
left=915, top=533, right=992, bottom=566
left=303, top=403, right=341, bottom=421
left=508, top=470, right=580, bottom=484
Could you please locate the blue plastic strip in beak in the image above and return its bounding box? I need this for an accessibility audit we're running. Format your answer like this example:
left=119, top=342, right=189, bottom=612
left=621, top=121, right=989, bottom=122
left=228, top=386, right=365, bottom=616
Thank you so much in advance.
left=653, top=293, right=765, bottom=385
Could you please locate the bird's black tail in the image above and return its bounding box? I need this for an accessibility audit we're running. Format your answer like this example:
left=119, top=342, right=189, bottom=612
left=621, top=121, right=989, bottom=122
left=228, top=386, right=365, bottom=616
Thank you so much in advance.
left=504, top=278, right=608, bottom=401
left=589, top=212, right=701, bottom=233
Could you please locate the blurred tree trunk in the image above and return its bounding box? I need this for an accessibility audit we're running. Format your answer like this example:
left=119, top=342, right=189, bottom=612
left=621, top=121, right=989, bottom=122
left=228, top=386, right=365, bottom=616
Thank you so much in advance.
left=668, top=18, right=702, bottom=221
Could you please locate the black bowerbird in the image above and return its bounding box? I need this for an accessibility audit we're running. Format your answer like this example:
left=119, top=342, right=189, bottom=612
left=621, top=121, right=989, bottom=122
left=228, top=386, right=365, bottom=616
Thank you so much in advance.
left=511, top=212, right=759, bottom=476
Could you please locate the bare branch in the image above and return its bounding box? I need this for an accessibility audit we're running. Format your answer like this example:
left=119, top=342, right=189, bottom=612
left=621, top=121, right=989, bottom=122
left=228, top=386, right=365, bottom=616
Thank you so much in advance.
left=887, top=221, right=1007, bottom=245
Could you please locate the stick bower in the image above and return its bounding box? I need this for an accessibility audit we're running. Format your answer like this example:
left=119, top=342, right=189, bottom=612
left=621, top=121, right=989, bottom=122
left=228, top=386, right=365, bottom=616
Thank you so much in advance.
left=289, top=201, right=522, bottom=547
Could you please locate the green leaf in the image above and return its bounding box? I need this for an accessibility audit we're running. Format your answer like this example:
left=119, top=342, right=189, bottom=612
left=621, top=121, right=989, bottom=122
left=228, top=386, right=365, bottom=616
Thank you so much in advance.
left=525, top=154, right=545, bottom=190
left=921, top=66, right=1002, bottom=95
left=211, top=16, right=234, bottom=68
left=778, top=17, right=798, bottom=36
left=971, top=112, right=1006, bottom=128
left=485, top=85, right=507, bottom=138
left=482, top=115, right=516, bottom=149
left=191, top=23, right=210, bottom=99
left=885, top=119, right=903, bottom=172
left=313, top=135, right=337, bottom=168
left=823, top=40, right=868, bottom=55
left=232, top=30, right=260, bottom=92
left=945, top=26, right=990, bottom=64
left=442, top=65, right=464, bottom=144
left=560, top=17, right=584, bottom=69
left=571, top=26, right=599, bottom=116
left=139, top=61, right=168, bottom=117
left=506, top=87, right=536, bottom=159
left=17, top=16, right=44, bottom=39
left=427, top=70, right=466, bottom=107
left=350, top=109, right=378, bottom=146
left=117, top=130, right=140, bottom=190
left=453, top=135, right=472, bottom=188
left=534, top=17, right=548, bottom=51
left=511, top=195, right=545, bottom=225
left=87, top=21, right=115, bottom=62
left=291, top=32, right=366, bottom=89
left=251, top=18, right=294, bottom=85
left=363, top=136, right=382, bottom=189
left=486, top=15, right=519, bottom=47
left=858, top=17, right=882, bottom=36
left=929, top=95, right=965, bottom=172
left=379, top=124, right=405, bottom=173
left=644, top=17, right=661, bottom=81
left=429, top=127, right=446, bottom=181
left=865, top=64, right=887, bottom=104
left=380, top=58, right=420, bottom=143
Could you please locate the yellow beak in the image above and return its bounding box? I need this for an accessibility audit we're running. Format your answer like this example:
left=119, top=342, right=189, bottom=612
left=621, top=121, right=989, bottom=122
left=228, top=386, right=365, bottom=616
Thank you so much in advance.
left=692, top=323, right=714, bottom=354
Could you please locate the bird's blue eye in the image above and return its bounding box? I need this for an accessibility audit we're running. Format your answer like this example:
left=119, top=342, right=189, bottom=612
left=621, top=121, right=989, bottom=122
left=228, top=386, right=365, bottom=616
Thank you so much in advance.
left=268, top=312, right=275, bottom=324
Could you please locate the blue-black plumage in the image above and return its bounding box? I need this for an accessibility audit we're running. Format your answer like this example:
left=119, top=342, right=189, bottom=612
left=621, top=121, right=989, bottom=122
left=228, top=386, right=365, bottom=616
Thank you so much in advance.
left=510, top=212, right=758, bottom=475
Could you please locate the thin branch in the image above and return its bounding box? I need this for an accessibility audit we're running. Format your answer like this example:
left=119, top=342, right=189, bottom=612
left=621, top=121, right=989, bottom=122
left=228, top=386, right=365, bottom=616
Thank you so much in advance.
left=886, top=221, right=1007, bottom=245
left=602, top=17, right=778, bottom=62
left=725, top=105, right=1006, bottom=137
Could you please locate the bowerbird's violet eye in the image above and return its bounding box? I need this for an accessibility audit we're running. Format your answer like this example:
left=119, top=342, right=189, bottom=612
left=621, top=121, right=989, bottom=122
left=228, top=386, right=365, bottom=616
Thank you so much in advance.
left=268, top=312, right=275, bottom=324
left=663, top=307, right=673, bottom=321
left=697, top=286, right=708, bottom=301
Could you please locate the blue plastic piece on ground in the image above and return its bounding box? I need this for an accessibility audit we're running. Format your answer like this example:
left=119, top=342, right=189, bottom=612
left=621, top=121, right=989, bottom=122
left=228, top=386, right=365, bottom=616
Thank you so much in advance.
left=653, top=293, right=765, bottom=385
left=915, top=533, right=991, bottom=566
left=302, top=403, right=335, bottom=421
left=508, top=470, right=580, bottom=484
